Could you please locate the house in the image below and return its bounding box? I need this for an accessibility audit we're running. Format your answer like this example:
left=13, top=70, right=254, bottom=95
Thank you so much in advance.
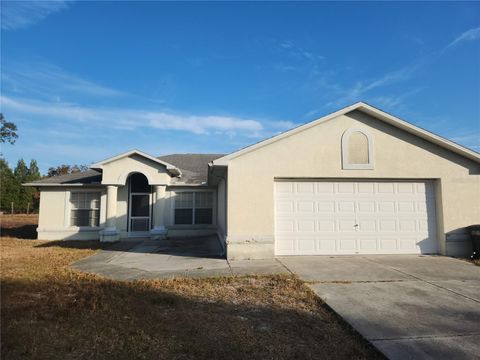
left=25, top=102, right=480, bottom=259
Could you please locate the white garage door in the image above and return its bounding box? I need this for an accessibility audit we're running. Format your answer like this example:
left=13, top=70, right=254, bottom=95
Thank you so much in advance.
left=275, top=180, right=437, bottom=255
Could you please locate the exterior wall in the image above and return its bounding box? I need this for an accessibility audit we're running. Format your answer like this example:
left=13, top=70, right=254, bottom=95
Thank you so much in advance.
left=226, top=110, right=480, bottom=259
left=101, top=154, right=171, bottom=185
left=116, top=184, right=129, bottom=237
left=216, top=178, right=227, bottom=250
left=37, top=187, right=106, bottom=240
left=36, top=184, right=219, bottom=240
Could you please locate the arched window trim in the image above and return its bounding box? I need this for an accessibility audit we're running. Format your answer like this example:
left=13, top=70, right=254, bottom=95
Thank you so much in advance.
left=341, top=127, right=375, bottom=170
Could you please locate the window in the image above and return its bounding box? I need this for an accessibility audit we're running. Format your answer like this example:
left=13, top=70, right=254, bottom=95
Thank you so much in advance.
left=70, top=192, right=100, bottom=227
left=174, top=192, right=213, bottom=225
left=341, top=128, right=374, bottom=170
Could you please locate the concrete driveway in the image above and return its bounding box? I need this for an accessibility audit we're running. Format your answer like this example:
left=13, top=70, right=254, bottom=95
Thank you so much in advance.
left=71, top=237, right=289, bottom=280
left=278, top=255, right=480, bottom=360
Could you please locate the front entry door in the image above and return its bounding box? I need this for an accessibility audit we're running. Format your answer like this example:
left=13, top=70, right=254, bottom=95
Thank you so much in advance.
left=129, top=193, right=151, bottom=234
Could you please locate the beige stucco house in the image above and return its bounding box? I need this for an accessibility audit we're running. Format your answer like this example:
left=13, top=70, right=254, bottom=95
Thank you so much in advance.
left=25, top=102, right=480, bottom=259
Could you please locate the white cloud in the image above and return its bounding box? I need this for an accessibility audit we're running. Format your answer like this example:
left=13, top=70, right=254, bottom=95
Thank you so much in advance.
left=1, top=1, right=70, bottom=30
left=0, top=95, right=294, bottom=138
left=279, top=40, right=326, bottom=62
left=446, top=27, right=480, bottom=49
left=370, top=88, right=424, bottom=110
left=327, top=62, right=422, bottom=107
left=2, top=62, right=124, bottom=99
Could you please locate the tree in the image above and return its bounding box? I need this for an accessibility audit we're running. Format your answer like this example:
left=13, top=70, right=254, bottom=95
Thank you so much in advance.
left=0, top=114, right=18, bottom=145
left=28, top=159, right=41, bottom=181
left=27, top=160, right=41, bottom=211
left=14, top=159, right=30, bottom=212
left=47, top=164, right=89, bottom=177
left=0, top=159, right=19, bottom=212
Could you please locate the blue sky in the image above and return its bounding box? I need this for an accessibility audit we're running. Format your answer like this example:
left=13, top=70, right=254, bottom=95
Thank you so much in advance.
left=1, top=1, right=479, bottom=174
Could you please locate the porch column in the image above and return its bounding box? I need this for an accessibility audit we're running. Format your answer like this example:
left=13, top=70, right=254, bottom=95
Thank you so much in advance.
left=150, top=185, right=167, bottom=240
left=100, top=185, right=120, bottom=242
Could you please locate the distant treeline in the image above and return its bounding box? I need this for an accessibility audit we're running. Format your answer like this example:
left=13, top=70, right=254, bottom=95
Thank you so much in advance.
left=0, top=159, right=89, bottom=213
left=1, top=158, right=41, bottom=213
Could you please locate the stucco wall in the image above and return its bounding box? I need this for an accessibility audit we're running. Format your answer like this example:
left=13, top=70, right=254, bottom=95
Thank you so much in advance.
left=101, top=154, right=171, bottom=185
left=37, top=187, right=106, bottom=240
left=116, top=185, right=129, bottom=235
left=226, top=110, right=480, bottom=259
left=217, top=178, right=227, bottom=248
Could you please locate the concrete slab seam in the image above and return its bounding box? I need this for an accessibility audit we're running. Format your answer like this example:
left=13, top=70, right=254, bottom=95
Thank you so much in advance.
left=370, top=332, right=480, bottom=342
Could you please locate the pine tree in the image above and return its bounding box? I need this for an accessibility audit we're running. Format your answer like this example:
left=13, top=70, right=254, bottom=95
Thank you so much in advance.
left=28, top=159, right=41, bottom=180
left=14, top=159, right=30, bottom=212
left=27, top=159, right=42, bottom=212
left=0, top=159, right=19, bottom=212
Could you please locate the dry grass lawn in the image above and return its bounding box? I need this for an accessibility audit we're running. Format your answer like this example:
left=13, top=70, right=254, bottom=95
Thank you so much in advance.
left=1, top=215, right=382, bottom=359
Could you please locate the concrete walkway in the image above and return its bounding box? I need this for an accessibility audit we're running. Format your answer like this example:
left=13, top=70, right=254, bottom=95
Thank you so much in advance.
left=71, top=240, right=480, bottom=359
left=71, top=237, right=289, bottom=280
left=279, top=255, right=480, bottom=360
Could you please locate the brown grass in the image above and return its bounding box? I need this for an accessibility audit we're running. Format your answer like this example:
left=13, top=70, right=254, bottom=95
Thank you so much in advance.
left=1, top=214, right=39, bottom=239
left=1, top=215, right=382, bottom=359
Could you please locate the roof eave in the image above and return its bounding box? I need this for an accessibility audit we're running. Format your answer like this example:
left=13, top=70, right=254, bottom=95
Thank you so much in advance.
left=212, top=101, right=480, bottom=165
left=90, top=149, right=182, bottom=177
left=23, top=183, right=104, bottom=187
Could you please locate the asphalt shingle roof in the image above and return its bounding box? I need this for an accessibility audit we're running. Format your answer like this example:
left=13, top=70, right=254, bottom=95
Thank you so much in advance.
left=26, top=170, right=102, bottom=185
left=26, top=154, right=225, bottom=186
left=158, top=154, right=225, bottom=184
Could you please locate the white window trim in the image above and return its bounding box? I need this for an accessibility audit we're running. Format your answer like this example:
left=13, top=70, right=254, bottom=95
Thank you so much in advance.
left=172, top=189, right=216, bottom=226
left=341, top=127, right=375, bottom=170
left=66, top=190, right=103, bottom=229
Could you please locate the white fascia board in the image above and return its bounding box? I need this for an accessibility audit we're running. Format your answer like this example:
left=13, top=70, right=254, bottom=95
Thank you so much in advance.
left=90, top=149, right=182, bottom=176
left=211, top=102, right=363, bottom=166
left=22, top=183, right=103, bottom=187
left=357, top=103, right=480, bottom=163
left=212, top=102, right=480, bottom=166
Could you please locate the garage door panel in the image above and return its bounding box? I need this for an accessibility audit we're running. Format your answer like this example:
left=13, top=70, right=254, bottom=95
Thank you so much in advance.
left=339, top=219, right=357, bottom=232
left=297, top=237, right=316, bottom=252
left=338, top=201, right=355, bottom=213
left=397, top=201, right=416, bottom=212
left=297, top=220, right=315, bottom=232
left=276, top=200, right=294, bottom=213
left=358, top=201, right=375, bottom=213
left=339, top=238, right=356, bottom=252
left=379, top=219, right=397, bottom=232
left=318, top=220, right=335, bottom=232
left=297, top=200, right=315, bottom=212
left=338, top=183, right=355, bottom=193
left=358, top=238, right=378, bottom=252
left=276, top=220, right=295, bottom=232
left=358, top=182, right=375, bottom=193
left=378, top=183, right=395, bottom=193
left=296, top=182, right=315, bottom=193
left=275, top=180, right=437, bottom=255
left=399, top=220, right=416, bottom=232
left=358, top=219, right=376, bottom=232
left=318, top=201, right=335, bottom=212
left=378, top=201, right=395, bottom=212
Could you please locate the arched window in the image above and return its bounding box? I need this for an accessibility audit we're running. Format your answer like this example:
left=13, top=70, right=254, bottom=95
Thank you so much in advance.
left=341, top=128, right=374, bottom=169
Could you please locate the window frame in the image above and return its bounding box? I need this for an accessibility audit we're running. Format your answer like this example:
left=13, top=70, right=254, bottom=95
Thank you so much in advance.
left=173, top=190, right=215, bottom=226
left=68, top=190, right=102, bottom=228
left=341, top=127, right=375, bottom=170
